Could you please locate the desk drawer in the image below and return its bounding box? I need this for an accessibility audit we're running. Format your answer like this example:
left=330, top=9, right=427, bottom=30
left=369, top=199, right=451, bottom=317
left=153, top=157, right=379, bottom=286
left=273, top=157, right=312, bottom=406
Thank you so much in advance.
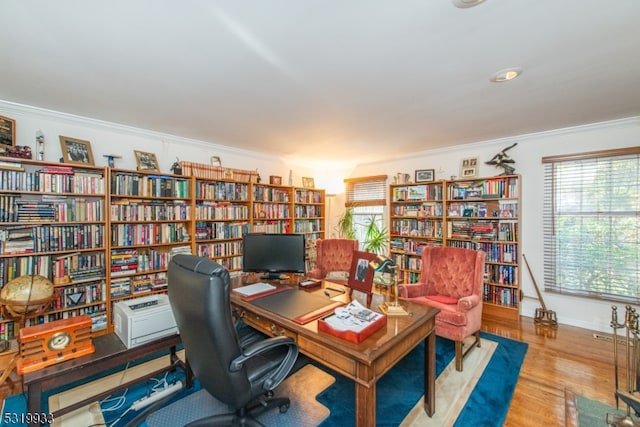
left=236, top=308, right=295, bottom=339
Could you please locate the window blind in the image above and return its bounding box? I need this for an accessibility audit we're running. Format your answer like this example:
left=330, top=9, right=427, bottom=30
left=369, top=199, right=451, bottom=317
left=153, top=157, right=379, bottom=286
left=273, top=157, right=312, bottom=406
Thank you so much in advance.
left=542, top=147, right=640, bottom=302
left=344, top=175, right=388, bottom=207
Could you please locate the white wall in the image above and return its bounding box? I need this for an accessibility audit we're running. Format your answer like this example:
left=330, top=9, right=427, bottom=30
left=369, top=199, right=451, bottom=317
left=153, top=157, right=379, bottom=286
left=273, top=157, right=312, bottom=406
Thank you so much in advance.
left=3, top=100, right=639, bottom=332
left=345, top=117, right=640, bottom=333
left=0, top=101, right=316, bottom=183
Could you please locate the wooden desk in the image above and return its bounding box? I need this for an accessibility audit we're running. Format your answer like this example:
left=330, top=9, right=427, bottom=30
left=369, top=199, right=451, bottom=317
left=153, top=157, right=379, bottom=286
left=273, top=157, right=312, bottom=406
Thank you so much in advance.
left=231, top=277, right=439, bottom=427
left=22, top=333, right=190, bottom=426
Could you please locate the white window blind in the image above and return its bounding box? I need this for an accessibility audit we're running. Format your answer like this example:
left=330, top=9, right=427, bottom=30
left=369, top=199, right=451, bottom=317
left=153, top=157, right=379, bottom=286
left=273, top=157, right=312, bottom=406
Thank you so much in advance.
left=542, top=147, right=640, bottom=302
left=344, top=175, right=388, bottom=207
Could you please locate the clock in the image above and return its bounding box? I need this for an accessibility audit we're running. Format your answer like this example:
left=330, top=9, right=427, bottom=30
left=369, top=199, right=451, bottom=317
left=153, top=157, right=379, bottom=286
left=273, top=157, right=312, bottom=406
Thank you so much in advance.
left=47, top=331, right=72, bottom=351
left=17, top=315, right=95, bottom=375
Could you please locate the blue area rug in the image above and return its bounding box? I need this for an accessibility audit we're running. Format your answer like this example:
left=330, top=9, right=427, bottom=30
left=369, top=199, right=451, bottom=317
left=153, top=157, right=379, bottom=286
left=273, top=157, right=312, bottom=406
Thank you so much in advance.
left=0, top=332, right=526, bottom=427
left=315, top=331, right=528, bottom=427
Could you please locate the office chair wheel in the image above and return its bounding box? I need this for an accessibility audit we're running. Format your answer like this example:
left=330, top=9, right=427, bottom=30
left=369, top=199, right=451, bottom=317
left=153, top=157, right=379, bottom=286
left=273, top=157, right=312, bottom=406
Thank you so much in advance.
left=279, top=403, right=290, bottom=413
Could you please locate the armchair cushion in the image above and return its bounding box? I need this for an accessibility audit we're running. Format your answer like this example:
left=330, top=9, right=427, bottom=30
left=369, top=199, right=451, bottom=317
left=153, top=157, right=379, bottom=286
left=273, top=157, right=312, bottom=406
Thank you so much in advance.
left=425, top=295, right=458, bottom=305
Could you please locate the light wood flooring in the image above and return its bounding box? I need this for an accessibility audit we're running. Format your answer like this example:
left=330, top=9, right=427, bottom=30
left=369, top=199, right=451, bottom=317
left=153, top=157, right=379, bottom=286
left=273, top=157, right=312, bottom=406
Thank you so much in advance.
left=0, top=316, right=619, bottom=426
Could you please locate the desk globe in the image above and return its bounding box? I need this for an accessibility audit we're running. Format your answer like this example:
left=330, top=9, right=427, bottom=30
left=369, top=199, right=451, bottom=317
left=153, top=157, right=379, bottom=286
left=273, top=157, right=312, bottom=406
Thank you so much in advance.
left=0, top=274, right=55, bottom=318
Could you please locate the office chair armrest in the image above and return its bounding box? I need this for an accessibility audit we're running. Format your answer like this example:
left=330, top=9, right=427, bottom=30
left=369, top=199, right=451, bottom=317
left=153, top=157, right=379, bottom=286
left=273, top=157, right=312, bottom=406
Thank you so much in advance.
left=231, top=336, right=299, bottom=390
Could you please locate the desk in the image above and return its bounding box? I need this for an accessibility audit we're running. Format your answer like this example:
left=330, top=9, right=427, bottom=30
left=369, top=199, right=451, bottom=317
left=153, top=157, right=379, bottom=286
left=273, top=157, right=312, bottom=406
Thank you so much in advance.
left=231, top=277, right=438, bottom=427
left=22, top=333, right=191, bottom=426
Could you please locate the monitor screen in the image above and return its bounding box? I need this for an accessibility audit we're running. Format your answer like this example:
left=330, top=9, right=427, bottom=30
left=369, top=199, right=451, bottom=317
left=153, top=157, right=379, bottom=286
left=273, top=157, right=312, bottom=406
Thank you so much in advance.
left=242, top=233, right=306, bottom=279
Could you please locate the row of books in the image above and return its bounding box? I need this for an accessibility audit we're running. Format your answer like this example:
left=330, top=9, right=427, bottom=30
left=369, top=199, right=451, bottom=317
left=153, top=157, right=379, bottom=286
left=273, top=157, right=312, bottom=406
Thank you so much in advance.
left=390, top=237, right=442, bottom=254
left=110, top=172, right=191, bottom=198
left=391, top=253, right=423, bottom=271
left=196, top=240, right=243, bottom=258
left=449, top=177, right=519, bottom=200
left=485, top=264, right=518, bottom=286
left=0, top=196, right=104, bottom=223
left=483, top=285, right=519, bottom=307
left=194, top=181, right=250, bottom=201
left=294, top=189, right=323, bottom=204
left=110, top=199, right=190, bottom=221
left=194, top=202, right=248, bottom=221
left=22, top=305, right=108, bottom=331
left=293, top=205, right=323, bottom=218
left=251, top=220, right=290, bottom=234
left=392, top=202, right=443, bottom=217
left=53, top=251, right=105, bottom=284
left=391, top=218, right=443, bottom=238
left=214, top=255, right=243, bottom=271
left=0, top=224, right=105, bottom=254
left=50, top=280, right=107, bottom=310
left=194, top=221, right=249, bottom=241
left=252, top=202, right=290, bottom=219
left=0, top=167, right=105, bottom=194
left=0, top=255, right=51, bottom=286
left=293, top=219, right=322, bottom=233
left=253, top=186, right=290, bottom=203
left=110, top=222, right=189, bottom=246
left=447, top=220, right=518, bottom=242
left=179, top=162, right=258, bottom=183
left=392, top=184, right=443, bottom=202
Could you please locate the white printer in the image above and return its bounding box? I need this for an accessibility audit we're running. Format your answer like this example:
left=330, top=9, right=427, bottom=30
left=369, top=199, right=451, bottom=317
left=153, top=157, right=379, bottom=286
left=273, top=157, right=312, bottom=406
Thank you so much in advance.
left=113, top=294, right=178, bottom=348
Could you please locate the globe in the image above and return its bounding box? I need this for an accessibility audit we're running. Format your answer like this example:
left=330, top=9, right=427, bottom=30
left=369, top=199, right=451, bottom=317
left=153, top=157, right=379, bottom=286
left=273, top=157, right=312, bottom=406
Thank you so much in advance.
left=0, top=275, right=55, bottom=318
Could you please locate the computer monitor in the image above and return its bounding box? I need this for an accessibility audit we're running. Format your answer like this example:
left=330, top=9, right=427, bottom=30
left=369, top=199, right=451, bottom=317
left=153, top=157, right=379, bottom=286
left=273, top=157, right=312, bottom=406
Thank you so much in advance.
left=242, top=233, right=306, bottom=280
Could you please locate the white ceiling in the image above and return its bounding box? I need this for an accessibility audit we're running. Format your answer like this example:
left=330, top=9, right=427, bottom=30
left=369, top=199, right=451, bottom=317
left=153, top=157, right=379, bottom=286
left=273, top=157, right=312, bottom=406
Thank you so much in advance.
left=2, top=1, right=640, bottom=166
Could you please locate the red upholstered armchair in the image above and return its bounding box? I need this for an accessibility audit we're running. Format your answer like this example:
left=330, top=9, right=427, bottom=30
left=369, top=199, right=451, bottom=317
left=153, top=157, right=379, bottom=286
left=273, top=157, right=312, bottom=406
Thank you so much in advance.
left=307, top=239, right=358, bottom=282
left=398, top=246, right=485, bottom=371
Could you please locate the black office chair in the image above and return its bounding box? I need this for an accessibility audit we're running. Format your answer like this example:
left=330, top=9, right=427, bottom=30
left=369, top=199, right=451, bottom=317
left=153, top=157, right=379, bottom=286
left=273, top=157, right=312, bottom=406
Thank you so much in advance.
left=167, top=254, right=299, bottom=427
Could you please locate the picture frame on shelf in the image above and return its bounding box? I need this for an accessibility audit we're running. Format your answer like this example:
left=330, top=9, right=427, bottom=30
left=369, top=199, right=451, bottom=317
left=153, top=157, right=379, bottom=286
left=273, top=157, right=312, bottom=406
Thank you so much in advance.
left=269, top=175, right=282, bottom=185
left=302, top=177, right=315, bottom=188
left=415, top=169, right=435, bottom=183
left=59, top=136, right=95, bottom=165
left=460, top=157, right=478, bottom=178
left=0, top=115, right=16, bottom=148
left=134, top=150, right=160, bottom=171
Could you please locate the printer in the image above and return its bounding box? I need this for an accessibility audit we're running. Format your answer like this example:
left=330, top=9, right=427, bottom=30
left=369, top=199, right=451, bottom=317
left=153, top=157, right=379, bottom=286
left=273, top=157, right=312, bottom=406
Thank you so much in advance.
left=113, top=294, right=178, bottom=348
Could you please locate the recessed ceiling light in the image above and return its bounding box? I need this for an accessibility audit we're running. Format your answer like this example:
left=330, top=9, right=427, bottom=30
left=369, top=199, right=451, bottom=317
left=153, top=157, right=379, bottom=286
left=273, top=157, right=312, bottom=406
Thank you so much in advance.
left=491, top=68, right=522, bottom=82
left=452, top=0, right=487, bottom=8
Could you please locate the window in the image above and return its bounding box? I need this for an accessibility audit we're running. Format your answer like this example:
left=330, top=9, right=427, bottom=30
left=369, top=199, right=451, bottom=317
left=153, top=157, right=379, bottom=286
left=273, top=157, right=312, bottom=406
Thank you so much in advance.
left=542, top=147, right=640, bottom=302
left=344, top=175, right=388, bottom=251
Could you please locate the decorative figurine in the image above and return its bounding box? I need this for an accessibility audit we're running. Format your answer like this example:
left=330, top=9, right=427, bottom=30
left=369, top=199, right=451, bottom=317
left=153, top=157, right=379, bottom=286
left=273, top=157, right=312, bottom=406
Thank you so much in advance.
left=103, top=154, right=122, bottom=168
left=36, top=130, right=45, bottom=161
left=485, top=142, right=518, bottom=175
left=170, top=157, right=182, bottom=175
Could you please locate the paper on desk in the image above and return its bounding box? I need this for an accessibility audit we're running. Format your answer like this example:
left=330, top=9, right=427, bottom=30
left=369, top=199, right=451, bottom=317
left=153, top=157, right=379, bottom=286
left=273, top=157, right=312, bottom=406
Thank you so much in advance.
left=233, top=282, right=276, bottom=296
left=323, top=300, right=383, bottom=332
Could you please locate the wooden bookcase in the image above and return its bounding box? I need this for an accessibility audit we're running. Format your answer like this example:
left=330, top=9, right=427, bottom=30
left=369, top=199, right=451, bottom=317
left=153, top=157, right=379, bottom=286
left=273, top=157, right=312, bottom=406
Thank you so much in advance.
left=389, top=182, right=444, bottom=283
left=0, top=160, right=325, bottom=338
left=0, top=159, right=109, bottom=336
left=444, top=174, right=521, bottom=322
left=108, top=168, right=192, bottom=312
left=193, top=177, right=250, bottom=274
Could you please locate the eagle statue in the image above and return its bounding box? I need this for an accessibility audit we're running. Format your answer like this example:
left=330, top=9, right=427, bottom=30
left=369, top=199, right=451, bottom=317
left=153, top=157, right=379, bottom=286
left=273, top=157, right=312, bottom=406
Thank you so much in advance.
left=486, top=142, right=518, bottom=175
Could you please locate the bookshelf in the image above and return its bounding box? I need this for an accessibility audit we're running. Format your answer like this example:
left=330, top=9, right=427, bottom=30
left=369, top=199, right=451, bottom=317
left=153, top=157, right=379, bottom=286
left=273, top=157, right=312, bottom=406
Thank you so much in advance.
left=250, top=183, right=292, bottom=233
left=0, top=159, right=109, bottom=336
left=444, top=174, right=521, bottom=322
left=293, top=187, right=325, bottom=270
left=108, top=169, right=192, bottom=311
left=194, top=177, right=250, bottom=273
left=389, top=182, right=445, bottom=283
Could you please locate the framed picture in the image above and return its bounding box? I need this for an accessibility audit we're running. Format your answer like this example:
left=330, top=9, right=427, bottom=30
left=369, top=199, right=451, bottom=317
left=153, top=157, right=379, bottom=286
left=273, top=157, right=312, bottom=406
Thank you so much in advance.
left=0, top=115, right=16, bottom=148
left=460, top=157, right=479, bottom=178
left=347, top=250, right=377, bottom=299
left=59, top=136, right=95, bottom=165
left=134, top=150, right=160, bottom=171
left=302, top=177, right=315, bottom=188
left=415, top=169, right=435, bottom=183
left=269, top=175, right=282, bottom=185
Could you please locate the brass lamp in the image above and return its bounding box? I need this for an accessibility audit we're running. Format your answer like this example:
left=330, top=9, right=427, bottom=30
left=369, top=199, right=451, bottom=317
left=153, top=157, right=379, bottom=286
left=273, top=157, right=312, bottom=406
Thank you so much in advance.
left=369, top=255, right=409, bottom=316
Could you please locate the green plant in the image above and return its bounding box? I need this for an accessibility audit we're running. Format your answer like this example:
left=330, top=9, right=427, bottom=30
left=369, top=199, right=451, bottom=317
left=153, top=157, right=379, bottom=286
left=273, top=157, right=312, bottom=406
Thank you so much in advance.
left=363, top=214, right=389, bottom=254
left=335, top=206, right=356, bottom=239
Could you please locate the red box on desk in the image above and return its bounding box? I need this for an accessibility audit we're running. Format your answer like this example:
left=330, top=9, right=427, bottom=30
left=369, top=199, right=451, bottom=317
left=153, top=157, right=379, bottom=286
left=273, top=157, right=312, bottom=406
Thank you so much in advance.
left=318, top=313, right=387, bottom=343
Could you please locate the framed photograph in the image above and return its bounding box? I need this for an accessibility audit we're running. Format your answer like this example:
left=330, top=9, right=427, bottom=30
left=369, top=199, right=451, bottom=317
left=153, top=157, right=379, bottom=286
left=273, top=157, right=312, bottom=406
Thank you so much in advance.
left=59, top=136, right=95, bottom=165
left=302, top=177, right=315, bottom=188
left=415, top=169, right=435, bottom=183
left=0, top=115, right=15, bottom=148
left=269, top=175, right=282, bottom=185
left=460, top=157, right=479, bottom=178
left=347, top=250, right=377, bottom=299
left=134, top=150, right=160, bottom=172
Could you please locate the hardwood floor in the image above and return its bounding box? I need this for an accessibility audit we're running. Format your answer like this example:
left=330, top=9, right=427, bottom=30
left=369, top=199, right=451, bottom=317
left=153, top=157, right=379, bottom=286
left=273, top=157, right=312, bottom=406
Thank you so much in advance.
left=0, top=316, right=619, bottom=426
